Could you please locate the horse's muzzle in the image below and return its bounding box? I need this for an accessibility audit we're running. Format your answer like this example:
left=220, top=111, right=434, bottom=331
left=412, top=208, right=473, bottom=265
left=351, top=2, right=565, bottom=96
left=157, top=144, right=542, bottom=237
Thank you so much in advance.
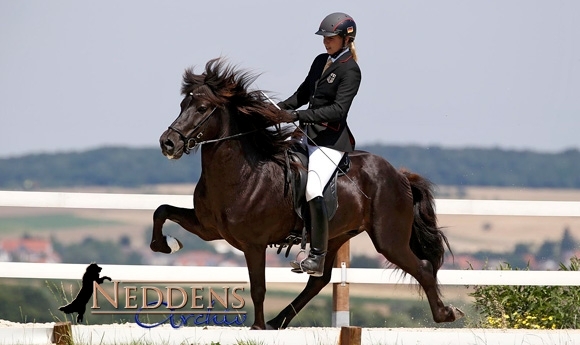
left=159, top=129, right=184, bottom=159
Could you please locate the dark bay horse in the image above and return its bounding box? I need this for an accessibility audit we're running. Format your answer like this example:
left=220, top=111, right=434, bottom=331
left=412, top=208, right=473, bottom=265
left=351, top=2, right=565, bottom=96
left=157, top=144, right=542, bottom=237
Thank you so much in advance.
left=150, top=58, right=463, bottom=329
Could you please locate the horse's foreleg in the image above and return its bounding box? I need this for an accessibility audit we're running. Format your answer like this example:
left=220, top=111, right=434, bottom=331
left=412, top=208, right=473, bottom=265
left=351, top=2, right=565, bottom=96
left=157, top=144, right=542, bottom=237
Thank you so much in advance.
left=150, top=204, right=179, bottom=253
left=266, top=268, right=332, bottom=329
left=266, top=237, right=346, bottom=329
left=150, top=204, right=220, bottom=254
left=243, top=246, right=268, bottom=330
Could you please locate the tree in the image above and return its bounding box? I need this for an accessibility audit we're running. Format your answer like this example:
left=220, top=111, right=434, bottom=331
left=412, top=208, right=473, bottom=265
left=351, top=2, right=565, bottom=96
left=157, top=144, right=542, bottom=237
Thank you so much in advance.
left=351, top=255, right=382, bottom=268
left=560, top=227, right=577, bottom=255
left=536, top=241, right=558, bottom=261
left=514, top=243, right=531, bottom=256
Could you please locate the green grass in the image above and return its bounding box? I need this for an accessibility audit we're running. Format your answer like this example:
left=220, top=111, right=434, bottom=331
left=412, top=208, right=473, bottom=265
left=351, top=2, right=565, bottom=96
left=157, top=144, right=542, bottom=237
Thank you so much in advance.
left=0, top=214, right=121, bottom=233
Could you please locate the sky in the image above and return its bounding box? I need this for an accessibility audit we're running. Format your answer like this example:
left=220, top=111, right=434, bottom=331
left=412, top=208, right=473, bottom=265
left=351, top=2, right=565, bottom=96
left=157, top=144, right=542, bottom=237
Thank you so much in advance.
left=1, top=1, right=579, bottom=158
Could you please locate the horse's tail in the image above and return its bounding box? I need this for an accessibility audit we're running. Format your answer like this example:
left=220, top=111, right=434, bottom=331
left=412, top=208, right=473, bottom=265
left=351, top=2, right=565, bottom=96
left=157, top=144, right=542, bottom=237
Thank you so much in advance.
left=402, top=170, right=451, bottom=276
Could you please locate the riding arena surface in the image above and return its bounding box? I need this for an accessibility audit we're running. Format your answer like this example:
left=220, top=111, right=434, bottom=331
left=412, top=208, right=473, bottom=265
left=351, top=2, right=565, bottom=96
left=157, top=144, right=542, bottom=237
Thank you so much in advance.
left=1, top=320, right=580, bottom=345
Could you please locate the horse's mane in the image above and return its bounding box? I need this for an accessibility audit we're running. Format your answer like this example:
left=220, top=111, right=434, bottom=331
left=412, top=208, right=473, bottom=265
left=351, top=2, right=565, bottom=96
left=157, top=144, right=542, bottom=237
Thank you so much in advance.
left=181, top=58, right=295, bottom=164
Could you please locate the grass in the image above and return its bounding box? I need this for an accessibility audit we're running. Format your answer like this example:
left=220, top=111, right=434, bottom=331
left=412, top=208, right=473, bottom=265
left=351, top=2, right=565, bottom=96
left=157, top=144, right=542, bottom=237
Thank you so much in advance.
left=0, top=214, right=121, bottom=233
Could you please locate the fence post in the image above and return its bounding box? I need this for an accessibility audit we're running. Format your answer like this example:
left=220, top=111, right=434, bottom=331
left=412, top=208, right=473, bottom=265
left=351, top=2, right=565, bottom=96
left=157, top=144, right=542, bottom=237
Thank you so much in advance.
left=339, top=326, right=361, bottom=345
left=332, top=240, right=350, bottom=327
left=52, top=321, right=72, bottom=345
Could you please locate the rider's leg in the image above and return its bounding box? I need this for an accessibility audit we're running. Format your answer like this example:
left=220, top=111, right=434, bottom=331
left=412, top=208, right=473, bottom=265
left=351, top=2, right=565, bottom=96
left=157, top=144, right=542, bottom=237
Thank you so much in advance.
left=292, top=145, right=344, bottom=276
left=299, top=195, right=328, bottom=276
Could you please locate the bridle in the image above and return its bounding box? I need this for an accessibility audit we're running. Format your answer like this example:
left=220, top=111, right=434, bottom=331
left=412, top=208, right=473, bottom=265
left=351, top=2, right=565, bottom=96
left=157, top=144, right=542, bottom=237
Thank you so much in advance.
left=168, top=100, right=217, bottom=154
left=167, top=92, right=259, bottom=154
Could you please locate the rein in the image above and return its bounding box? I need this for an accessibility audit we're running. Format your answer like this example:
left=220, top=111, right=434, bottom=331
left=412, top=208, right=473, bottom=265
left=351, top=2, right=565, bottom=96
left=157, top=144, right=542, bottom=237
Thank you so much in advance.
left=168, top=104, right=260, bottom=154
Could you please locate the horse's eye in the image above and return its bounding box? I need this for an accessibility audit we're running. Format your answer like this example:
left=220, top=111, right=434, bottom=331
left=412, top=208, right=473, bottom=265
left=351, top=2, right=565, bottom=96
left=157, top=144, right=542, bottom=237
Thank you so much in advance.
left=197, top=105, right=208, bottom=113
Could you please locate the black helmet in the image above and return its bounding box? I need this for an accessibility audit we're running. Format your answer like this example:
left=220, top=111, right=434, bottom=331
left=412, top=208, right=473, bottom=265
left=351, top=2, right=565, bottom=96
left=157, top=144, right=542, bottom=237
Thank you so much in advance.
left=315, top=12, right=356, bottom=40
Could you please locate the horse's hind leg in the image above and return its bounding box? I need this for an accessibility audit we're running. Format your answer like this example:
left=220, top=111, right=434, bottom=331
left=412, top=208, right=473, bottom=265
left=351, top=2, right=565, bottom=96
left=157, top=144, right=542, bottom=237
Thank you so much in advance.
left=369, top=220, right=461, bottom=323
left=266, top=235, right=349, bottom=329
left=395, top=253, right=459, bottom=323
left=150, top=204, right=220, bottom=254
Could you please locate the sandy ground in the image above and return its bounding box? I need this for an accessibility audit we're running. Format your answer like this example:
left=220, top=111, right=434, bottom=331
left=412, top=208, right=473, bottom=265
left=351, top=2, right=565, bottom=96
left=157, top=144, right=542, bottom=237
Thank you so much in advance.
left=2, top=319, right=579, bottom=345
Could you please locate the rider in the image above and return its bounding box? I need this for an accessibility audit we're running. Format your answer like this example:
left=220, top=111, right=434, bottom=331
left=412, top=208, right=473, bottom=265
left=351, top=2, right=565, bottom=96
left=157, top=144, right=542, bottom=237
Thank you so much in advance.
left=278, top=12, right=361, bottom=276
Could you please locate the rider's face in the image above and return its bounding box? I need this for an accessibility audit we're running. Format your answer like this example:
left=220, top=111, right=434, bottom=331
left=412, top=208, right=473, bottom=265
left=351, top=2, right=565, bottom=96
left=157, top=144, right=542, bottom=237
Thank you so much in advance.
left=323, top=35, right=343, bottom=55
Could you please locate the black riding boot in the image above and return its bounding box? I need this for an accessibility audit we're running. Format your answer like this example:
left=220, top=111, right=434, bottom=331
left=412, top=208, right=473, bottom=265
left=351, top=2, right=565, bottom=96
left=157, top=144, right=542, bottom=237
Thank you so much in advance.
left=291, top=196, right=328, bottom=277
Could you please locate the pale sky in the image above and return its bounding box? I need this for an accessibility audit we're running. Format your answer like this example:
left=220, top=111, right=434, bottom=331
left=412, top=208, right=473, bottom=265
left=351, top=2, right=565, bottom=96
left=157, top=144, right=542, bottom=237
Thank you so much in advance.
left=1, top=1, right=579, bottom=158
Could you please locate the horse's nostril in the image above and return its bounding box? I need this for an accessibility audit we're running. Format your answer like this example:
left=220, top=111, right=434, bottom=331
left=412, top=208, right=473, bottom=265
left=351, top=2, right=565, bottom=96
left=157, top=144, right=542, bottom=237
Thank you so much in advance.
left=164, top=139, right=174, bottom=149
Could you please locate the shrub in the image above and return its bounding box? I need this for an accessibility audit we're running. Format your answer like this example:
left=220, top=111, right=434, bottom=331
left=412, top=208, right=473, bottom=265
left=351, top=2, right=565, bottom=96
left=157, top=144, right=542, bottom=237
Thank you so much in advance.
left=470, top=257, right=580, bottom=329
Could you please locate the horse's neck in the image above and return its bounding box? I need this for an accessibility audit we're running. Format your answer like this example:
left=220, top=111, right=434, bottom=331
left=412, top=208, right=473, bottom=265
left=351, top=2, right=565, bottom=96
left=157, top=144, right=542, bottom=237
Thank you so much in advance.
left=196, top=139, right=291, bottom=226
left=200, top=142, right=254, bottom=185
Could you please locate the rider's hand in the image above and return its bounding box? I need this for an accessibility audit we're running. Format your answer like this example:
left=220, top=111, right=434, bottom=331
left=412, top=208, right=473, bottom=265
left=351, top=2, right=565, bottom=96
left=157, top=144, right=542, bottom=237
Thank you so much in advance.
left=285, top=109, right=299, bottom=123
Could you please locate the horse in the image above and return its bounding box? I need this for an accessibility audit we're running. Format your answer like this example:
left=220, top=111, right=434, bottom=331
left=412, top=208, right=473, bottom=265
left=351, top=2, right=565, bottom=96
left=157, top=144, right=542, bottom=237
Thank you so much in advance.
left=150, top=58, right=464, bottom=329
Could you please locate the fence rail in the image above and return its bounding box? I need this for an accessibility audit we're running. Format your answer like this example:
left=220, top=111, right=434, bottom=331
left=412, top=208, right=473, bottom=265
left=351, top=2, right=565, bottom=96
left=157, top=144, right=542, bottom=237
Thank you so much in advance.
left=1, top=189, right=580, bottom=342
left=1, top=190, right=580, bottom=287
left=2, top=262, right=580, bottom=286
left=1, top=190, right=580, bottom=216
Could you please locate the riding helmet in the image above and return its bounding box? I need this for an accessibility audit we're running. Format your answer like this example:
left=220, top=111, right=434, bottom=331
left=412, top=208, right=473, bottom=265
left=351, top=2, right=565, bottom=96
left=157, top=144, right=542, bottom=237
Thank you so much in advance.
left=315, top=12, right=356, bottom=40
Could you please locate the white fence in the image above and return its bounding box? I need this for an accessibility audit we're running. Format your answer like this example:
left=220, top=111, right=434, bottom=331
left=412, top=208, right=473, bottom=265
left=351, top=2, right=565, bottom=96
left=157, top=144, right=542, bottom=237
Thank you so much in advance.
left=2, top=191, right=580, bottom=345
left=2, top=262, right=580, bottom=286
left=2, top=190, right=580, bottom=216
left=1, top=190, right=580, bottom=286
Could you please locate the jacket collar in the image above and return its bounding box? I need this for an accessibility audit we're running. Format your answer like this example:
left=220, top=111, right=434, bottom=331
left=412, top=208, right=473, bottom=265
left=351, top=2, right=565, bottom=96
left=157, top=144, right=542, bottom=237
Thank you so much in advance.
left=321, top=50, right=353, bottom=78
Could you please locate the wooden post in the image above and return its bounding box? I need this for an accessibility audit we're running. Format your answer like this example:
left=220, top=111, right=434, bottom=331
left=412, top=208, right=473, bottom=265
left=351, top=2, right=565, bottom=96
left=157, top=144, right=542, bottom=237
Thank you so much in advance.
left=339, top=326, right=361, bottom=345
left=332, top=240, right=350, bottom=327
left=52, top=321, right=72, bottom=345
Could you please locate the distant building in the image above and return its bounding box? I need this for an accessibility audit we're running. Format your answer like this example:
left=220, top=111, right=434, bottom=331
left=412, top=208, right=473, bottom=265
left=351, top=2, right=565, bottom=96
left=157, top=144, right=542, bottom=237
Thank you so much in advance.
left=0, top=236, right=61, bottom=263
left=445, top=254, right=484, bottom=270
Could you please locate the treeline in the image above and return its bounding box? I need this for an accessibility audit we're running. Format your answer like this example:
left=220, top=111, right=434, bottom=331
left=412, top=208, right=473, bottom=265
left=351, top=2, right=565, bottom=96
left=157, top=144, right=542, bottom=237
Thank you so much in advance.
left=0, top=147, right=197, bottom=189
left=1, top=145, right=579, bottom=189
left=367, top=145, right=580, bottom=188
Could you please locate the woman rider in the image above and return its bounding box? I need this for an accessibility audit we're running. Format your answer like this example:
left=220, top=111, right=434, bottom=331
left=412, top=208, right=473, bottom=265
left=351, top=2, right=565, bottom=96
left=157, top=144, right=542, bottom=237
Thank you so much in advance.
left=278, top=12, right=361, bottom=276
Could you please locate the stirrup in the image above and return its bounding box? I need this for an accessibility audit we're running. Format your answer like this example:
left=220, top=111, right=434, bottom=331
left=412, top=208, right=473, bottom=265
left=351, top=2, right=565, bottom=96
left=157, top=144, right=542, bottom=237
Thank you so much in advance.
left=289, top=249, right=307, bottom=274
left=290, top=252, right=325, bottom=276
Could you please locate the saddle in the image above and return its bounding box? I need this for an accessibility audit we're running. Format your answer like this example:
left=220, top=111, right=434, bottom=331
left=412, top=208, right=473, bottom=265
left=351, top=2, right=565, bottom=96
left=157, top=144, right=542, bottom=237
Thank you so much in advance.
left=274, top=139, right=350, bottom=256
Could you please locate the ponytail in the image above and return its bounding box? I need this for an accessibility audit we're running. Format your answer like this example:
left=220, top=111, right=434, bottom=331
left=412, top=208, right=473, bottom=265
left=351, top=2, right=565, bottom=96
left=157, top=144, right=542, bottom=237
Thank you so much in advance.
left=348, top=41, right=358, bottom=62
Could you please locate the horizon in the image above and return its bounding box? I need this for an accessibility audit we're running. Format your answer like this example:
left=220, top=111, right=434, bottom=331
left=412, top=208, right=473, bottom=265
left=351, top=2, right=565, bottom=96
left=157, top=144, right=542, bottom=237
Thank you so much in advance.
left=1, top=142, right=578, bottom=160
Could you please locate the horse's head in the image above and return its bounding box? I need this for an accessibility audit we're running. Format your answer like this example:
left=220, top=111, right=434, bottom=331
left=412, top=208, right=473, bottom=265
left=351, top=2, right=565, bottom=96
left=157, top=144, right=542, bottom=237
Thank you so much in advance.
left=160, top=58, right=295, bottom=160
left=160, top=90, right=221, bottom=159
left=160, top=59, right=234, bottom=159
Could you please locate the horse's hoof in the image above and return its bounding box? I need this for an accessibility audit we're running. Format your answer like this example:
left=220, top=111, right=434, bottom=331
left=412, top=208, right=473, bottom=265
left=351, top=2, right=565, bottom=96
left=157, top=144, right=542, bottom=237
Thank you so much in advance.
left=266, top=319, right=283, bottom=330
left=150, top=239, right=170, bottom=254
left=166, top=235, right=183, bottom=253
left=150, top=236, right=182, bottom=254
left=450, top=305, right=465, bottom=321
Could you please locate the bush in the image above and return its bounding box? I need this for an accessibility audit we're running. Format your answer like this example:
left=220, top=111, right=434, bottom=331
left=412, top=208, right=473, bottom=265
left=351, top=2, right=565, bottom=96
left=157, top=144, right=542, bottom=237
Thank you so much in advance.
left=0, top=283, right=57, bottom=322
left=470, top=257, right=580, bottom=329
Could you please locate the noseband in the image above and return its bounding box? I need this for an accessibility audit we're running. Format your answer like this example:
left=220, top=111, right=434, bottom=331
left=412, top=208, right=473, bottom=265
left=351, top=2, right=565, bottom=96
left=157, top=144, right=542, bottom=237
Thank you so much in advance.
left=168, top=105, right=217, bottom=154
